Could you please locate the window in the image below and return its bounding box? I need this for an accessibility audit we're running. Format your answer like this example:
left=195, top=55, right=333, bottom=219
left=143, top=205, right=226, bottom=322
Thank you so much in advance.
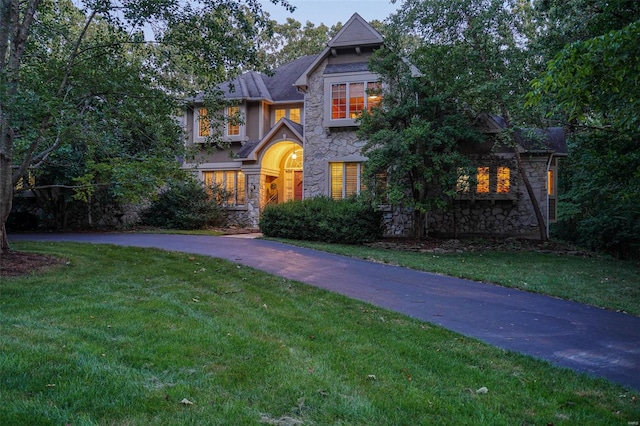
left=497, top=167, right=510, bottom=193
left=476, top=167, right=490, bottom=194
left=289, top=108, right=301, bottom=124
left=457, top=168, right=470, bottom=193
left=330, top=162, right=363, bottom=199
left=227, top=106, right=240, bottom=136
left=274, top=108, right=301, bottom=124
left=331, top=81, right=380, bottom=120
left=366, top=82, right=382, bottom=111
left=198, top=108, right=210, bottom=138
left=547, top=169, right=555, bottom=195
left=457, top=166, right=512, bottom=195
left=203, top=170, right=245, bottom=206
left=275, top=109, right=286, bottom=122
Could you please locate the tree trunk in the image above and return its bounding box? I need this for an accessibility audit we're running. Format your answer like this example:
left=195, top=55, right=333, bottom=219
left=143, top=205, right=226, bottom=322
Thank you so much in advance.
left=1, top=119, right=14, bottom=254
left=514, top=147, right=548, bottom=241
left=499, top=106, right=548, bottom=242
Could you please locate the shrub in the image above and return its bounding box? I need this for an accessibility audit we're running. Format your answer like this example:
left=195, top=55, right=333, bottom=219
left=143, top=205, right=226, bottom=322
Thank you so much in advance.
left=140, top=180, right=227, bottom=229
left=259, top=196, right=383, bottom=244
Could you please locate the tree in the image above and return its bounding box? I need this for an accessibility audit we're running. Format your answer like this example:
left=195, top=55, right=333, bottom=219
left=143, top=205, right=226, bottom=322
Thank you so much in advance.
left=385, top=0, right=551, bottom=240
left=527, top=0, right=640, bottom=257
left=0, top=0, right=293, bottom=252
left=358, top=46, right=481, bottom=238
left=259, top=17, right=341, bottom=68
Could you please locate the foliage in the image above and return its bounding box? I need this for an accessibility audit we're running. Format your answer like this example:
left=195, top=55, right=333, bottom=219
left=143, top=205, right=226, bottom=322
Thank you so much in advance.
left=259, top=196, right=382, bottom=244
left=258, top=17, right=340, bottom=68
left=553, top=131, right=640, bottom=258
left=527, top=1, right=640, bottom=257
left=140, top=179, right=227, bottom=229
left=4, top=242, right=638, bottom=424
left=358, top=48, right=480, bottom=238
left=0, top=0, right=294, bottom=251
left=529, top=21, right=640, bottom=131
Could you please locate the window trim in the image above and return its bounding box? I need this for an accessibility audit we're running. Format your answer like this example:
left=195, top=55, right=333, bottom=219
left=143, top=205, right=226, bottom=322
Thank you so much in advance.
left=201, top=169, right=246, bottom=209
left=324, top=72, right=380, bottom=127
left=456, top=165, right=516, bottom=201
left=329, top=161, right=364, bottom=199
left=273, top=107, right=302, bottom=125
left=193, top=105, right=245, bottom=143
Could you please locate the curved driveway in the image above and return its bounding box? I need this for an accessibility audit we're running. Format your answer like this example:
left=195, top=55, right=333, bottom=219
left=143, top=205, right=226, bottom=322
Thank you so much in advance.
left=11, top=233, right=640, bottom=390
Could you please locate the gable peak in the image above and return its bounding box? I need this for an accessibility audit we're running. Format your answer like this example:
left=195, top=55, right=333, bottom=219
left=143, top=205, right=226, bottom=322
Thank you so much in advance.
left=328, top=13, right=383, bottom=48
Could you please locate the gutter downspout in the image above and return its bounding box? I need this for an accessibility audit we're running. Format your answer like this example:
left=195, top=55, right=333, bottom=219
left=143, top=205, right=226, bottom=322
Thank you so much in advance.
left=545, top=153, right=554, bottom=239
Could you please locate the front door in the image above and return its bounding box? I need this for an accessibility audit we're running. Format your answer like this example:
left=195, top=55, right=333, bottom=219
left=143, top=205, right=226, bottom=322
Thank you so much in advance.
left=294, top=171, right=303, bottom=200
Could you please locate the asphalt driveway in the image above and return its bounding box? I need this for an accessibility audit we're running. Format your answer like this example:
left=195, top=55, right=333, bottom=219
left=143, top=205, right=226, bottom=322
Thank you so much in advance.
left=10, top=232, right=640, bottom=390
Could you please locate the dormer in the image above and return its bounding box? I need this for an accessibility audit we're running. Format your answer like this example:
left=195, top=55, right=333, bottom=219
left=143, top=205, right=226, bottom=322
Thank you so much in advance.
left=294, top=13, right=384, bottom=128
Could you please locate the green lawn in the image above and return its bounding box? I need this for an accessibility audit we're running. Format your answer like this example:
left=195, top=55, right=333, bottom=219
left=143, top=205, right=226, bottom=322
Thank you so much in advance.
left=1, top=242, right=638, bottom=425
left=272, top=239, right=640, bottom=317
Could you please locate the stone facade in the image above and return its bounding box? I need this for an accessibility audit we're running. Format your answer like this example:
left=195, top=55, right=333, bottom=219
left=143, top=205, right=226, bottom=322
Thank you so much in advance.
left=428, top=155, right=550, bottom=238
left=182, top=13, right=565, bottom=238
left=302, top=60, right=367, bottom=198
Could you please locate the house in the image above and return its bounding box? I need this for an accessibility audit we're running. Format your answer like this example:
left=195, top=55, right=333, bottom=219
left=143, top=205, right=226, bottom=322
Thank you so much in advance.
left=183, top=13, right=566, bottom=238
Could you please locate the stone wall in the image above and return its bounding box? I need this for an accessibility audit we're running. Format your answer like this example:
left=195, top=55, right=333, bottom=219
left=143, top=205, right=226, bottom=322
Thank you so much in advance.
left=303, top=59, right=366, bottom=198
left=427, top=154, right=550, bottom=238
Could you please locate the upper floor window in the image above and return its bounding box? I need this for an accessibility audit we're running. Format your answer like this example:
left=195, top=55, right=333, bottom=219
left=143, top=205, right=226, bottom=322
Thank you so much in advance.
left=274, top=107, right=301, bottom=124
left=198, top=108, right=210, bottom=138
left=227, top=106, right=240, bottom=136
left=331, top=81, right=380, bottom=120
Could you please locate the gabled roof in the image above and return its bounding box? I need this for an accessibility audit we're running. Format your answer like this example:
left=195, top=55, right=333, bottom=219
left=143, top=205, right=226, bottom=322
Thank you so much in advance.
left=193, top=55, right=317, bottom=104
left=515, top=128, right=567, bottom=155
left=474, top=114, right=567, bottom=155
left=262, top=55, right=317, bottom=102
left=236, top=118, right=304, bottom=161
left=295, top=13, right=384, bottom=90
left=328, top=13, right=383, bottom=48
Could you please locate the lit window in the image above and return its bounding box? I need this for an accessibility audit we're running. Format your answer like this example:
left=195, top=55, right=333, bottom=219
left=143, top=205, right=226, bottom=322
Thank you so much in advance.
left=331, top=84, right=347, bottom=119
left=476, top=167, right=490, bottom=193
left=457, top=168, right=470, bottom=193
left=330, top=162, right=363, bottom=199
left=202, top=170, right=245, bottom=206
left=289, top=108, right=301, bottom=124
left=227, top=106, right=240, bottom=136
left=547, top=169, right=555, bottom=195
left=274, top=109, right=286, bottom=122
left=367, top=82, right=382, bottom=111
left=198, top=108, right=210, bottom=137
left=331, top=81, right=380, bottom=120
left=497, top=167, right=510, bottom=193
left=349, top=83, right=365, bottom=118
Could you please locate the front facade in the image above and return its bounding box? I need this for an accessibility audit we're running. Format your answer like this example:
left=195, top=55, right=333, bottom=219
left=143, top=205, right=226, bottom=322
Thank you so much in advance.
left=183, top=13, right=566, bottom=237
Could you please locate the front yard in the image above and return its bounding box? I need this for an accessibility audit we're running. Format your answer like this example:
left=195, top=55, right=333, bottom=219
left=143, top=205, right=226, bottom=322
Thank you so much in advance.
left=1, top=241, right=638, bottom=425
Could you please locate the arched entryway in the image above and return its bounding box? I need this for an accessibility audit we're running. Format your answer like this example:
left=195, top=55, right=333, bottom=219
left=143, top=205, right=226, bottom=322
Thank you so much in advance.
left=260, top=142, right=303, bottom=207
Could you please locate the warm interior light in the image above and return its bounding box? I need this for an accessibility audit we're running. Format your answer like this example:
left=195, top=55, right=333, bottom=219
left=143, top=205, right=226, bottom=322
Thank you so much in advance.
left=291, top=152, right=297, bottom=160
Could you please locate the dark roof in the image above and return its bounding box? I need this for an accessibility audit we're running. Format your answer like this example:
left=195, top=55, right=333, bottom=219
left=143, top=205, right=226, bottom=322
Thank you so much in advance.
left=324, top=62, right=370, bottom=74
left=236, top=140, right=260, bottom=158
left=262, top=55, right=317, bottom=102
left=193, top=55, right=317, bottom=104
left=515, top=128, right=567, bottom=154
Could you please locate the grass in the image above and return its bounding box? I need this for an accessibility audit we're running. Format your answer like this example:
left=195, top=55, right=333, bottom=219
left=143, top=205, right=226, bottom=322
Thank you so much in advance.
left=1, top=242, right=639, bottom=425
left=269, top=239, right=640, bottom=317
